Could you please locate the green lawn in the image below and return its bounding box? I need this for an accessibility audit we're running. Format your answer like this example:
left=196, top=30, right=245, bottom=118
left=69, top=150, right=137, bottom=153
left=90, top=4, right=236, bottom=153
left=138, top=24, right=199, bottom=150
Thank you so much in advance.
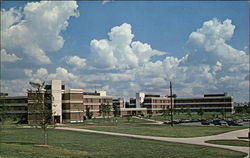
left=65, top=117, right=246, bottom=138
left=0, top=127, right=247, bottom=158
left=206, top=140, right=250, bottom=147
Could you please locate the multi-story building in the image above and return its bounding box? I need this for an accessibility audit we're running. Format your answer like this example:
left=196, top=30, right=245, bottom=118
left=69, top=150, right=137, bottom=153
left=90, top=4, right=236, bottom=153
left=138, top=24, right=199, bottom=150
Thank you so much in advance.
left=82, top=91, right=113, bottom=119
left=27, top=80, right=113, bottom=123
left=62, top=89, right=84, bottom=123
left=113, top=98, right=126, bottom=109
left=127, top=92, right=234, bottom=115
left=0, top=94, right=28, bottom=122
left=174, top=93, right=234, bottom=114
left=27, top=80, right=64, bottom=124
left=124, top=93, right=171, bottom=116
left=143, top=94, right=171, bottom=115
left=119, top=96, right=147, bottom=116
left=1, top=80, right=235, bottom=124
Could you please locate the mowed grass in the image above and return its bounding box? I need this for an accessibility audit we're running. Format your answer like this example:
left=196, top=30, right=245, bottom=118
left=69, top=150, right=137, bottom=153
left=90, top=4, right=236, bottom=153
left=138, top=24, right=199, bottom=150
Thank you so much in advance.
left=206, top=140, right=250, bottom=147
left=66, top=117, right=246, bottom=138
left=0, top=127, right=247, bottom=158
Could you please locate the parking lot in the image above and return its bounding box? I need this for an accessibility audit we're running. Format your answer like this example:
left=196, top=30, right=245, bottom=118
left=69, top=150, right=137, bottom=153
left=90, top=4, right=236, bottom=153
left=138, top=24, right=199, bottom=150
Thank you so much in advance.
left=180, top=121, right=250, bottom=127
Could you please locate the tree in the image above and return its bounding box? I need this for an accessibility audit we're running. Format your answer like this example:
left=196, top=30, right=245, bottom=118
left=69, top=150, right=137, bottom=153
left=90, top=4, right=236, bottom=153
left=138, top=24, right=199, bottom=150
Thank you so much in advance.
left=28, top=81, right=53, bottom=145
left=99, top=103, right=104, bottom=118
left=106, top=103, right=111, bottom=118
left=113, top=104, right=120, bottom=117
left=186, top=108, right=192, bottom=118
left=147, top=110, right=153, bottom=118
left=243, top=105, right=250, bottom=114
left=197, top=108, right=204, bottom=120
left=246, top=105, right=250, bottom=114
left=235, top=107, right=242, bottom=114
left=99, top=103, right=111, bottom=119
left=220, top=108, right=226, bottom=119
left=180, top=107, right=185, bottom=115
left=86, top=106, right=93, bottom=119
left=162, top=107, right=170, bottom=120
left=126, top=115, right=132, bottom=122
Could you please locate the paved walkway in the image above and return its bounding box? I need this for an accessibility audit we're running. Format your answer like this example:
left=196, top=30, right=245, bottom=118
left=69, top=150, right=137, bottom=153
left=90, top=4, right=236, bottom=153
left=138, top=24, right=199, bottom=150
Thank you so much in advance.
left=55, top=127, right=249, bottom=158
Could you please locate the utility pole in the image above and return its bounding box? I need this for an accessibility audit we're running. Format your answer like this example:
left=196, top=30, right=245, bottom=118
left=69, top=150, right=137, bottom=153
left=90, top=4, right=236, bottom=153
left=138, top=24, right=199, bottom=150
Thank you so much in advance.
left=170, top=81, right=173, bottom=127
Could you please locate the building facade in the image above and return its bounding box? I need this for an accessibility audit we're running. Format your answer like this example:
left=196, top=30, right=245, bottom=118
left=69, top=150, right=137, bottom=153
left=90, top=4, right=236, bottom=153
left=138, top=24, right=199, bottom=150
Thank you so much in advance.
left=0, top=94, right=28, bottom=122
left=1, top=80, right=235, bottom=124
left=126, top=92, right=234, bottom=116
left=27, top=80, right=113, bottom=123
left=174, top=93, right=234, bottom=114
left=125, top=93, right=171, bottom=116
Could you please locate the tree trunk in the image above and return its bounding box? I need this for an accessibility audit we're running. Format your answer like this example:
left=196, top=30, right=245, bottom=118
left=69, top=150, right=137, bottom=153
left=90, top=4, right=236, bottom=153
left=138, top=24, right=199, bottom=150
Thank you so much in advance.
left=43, top=127, right=48, bottom=145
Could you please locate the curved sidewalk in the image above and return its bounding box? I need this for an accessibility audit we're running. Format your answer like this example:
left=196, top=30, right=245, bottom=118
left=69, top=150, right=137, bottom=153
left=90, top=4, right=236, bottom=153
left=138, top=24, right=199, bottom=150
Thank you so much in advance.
left=55, top=127, right=249, bottom=158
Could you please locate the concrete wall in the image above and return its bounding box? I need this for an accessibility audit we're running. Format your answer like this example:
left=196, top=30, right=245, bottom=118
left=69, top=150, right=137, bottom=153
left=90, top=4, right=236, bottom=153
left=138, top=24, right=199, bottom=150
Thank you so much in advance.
left=51, top=80, right=62, bottom=123
left=136, top=92, right=145, bottom=108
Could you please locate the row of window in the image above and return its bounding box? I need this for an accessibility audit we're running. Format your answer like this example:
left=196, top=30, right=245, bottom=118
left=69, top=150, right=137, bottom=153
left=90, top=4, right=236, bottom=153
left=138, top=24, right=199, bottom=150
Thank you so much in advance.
left=0, top=99, right=27, bottom=104
left=175, top=104, right=232, bottom=108
left=0, top=107, right=27, bottom=111
left=175, top=99, right=232, bottom=103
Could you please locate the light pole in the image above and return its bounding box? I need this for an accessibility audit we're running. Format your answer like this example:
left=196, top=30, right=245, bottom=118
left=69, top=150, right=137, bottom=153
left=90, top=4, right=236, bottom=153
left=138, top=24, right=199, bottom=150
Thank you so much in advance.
left=170, top=81, right=173, bottom=127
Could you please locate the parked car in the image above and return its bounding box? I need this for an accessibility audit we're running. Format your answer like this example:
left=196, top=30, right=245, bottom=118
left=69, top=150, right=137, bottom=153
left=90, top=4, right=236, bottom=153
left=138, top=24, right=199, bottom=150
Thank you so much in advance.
left=190, top=119, right=200, bottom=122
left=163, top=121, right=171, bottom=124
left=180, top=119, right=190, bottom=123
left=234, top=119, right=243, bottom=123
left=172, top=120, right=180, bottom=124
left=226, top=120, right=243, bottom=126
left=163, top=120, right=180, bottom=124
left=220, top=120, right=228, bottom=126
left=201, top=120, right=210, bottom=125
left=242, top=117, right=250, bottom=122
left=212, top=119, right=221, bottom=125
left=241, top=117, right=250, bottom=122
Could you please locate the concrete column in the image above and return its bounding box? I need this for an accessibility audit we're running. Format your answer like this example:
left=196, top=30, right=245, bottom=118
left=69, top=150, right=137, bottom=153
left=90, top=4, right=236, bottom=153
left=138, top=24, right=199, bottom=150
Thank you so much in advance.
left=51, top=80, right=62, bottom=123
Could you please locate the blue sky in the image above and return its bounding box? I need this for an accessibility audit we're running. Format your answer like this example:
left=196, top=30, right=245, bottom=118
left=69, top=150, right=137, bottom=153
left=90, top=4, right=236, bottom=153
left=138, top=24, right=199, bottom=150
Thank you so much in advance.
left=1, top=1, right=249, bottom=102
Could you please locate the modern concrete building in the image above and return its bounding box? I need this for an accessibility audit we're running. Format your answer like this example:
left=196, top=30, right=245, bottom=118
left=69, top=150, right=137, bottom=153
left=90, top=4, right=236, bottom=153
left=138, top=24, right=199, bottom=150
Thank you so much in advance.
left=62, top=89, right=84, bottom=123
left=143, top=94, right=171, bottom=115
left=125, top=93, right=171, bottom=116
left=0, top=94, right=28, bottom=122
left=27, top=80, right=113, bottom=123
left=126, top=92, right=234, bottom=116
left=1, top=80, right=235, bottom=124
left=82, top=91, right=113, bottom=119
left=113, top=98, right=126, bottom=109
left=174, top=93, right=234, bottom=114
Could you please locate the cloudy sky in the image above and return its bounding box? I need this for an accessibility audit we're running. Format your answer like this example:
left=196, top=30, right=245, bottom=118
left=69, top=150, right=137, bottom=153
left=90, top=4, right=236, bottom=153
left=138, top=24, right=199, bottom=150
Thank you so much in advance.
left=1, top=1, right=249, bottom=102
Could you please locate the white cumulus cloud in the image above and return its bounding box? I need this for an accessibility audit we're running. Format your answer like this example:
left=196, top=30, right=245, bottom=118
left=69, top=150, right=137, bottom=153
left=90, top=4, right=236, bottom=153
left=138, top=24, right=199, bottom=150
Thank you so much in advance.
left=1, top=49, right=22, bottom=62
left=88, top=23, right=166, bottom=70
left=1, top=1, right=79, bottom=64
left=64, top=56, right=86, bottom=71
left=83, top=19, right=249, bottom=101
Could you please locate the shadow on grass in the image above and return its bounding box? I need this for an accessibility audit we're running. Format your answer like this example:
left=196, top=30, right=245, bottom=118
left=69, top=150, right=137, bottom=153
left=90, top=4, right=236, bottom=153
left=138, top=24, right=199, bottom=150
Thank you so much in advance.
left=238, top=137, right=250, bottom=139
left=3, top=142, right=36, bottom=145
